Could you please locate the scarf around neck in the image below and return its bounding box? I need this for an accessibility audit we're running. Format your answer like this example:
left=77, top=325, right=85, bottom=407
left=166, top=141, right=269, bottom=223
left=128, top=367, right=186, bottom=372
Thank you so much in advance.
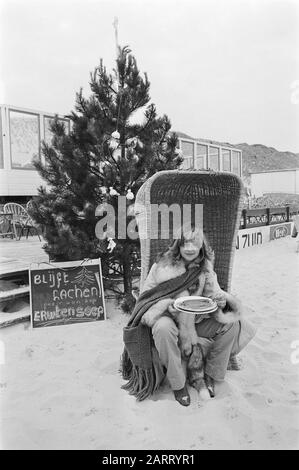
left=121, top=262, right=204, bottom=401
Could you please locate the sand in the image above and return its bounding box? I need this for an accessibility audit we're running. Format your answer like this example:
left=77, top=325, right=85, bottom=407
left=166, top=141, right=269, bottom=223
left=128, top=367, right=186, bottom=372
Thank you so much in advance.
left=0, top=236, right=298, bottom=450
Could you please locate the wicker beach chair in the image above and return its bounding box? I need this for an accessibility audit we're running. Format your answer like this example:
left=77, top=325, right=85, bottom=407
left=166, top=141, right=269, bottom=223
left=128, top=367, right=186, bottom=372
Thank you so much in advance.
left=135, top=170, right=245, bottom=293
left=122, top=170, right=246, bottom=401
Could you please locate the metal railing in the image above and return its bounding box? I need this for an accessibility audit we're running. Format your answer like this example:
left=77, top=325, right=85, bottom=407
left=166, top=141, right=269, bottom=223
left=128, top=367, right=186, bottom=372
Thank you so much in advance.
left=240, top=205, right=299, bottom=229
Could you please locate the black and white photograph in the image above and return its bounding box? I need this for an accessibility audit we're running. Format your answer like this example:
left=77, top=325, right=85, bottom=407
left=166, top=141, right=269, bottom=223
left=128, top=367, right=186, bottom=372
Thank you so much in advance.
left=0, top=0, right=298, bottom=452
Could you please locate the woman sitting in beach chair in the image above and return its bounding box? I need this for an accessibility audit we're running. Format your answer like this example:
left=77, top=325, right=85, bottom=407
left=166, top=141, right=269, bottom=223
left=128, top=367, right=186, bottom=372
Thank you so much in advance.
left=121, top=170, right=256, bottom=406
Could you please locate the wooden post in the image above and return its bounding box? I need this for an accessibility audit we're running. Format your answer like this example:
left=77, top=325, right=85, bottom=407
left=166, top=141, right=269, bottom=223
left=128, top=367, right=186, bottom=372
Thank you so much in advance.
left=242, top=209, right=247, bottom=229
left=266, top=208, right=270, bottom=225
left=286, top=205, right=290, bottom=222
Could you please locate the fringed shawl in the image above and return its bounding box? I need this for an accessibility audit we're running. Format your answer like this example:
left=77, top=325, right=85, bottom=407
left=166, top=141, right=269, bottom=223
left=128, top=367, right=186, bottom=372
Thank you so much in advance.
left=121, top=264, right=204, bottom=401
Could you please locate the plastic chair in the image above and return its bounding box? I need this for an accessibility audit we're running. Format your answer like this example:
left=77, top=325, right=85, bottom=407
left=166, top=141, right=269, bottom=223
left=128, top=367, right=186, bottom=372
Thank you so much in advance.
left=134, top=170, right=244, bottom=293
left=3, top=202, right=41, bottom=241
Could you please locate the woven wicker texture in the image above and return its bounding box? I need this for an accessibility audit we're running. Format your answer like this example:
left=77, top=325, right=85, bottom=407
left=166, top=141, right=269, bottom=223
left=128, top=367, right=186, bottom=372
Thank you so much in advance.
left=135, top=170, right=244, bottom=292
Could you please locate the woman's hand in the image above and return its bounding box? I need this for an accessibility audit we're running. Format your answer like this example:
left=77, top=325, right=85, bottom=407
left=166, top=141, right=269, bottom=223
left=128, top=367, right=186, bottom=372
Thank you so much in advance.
left=168, top=302, right=178, bottom=315
left=141, top=299, right=175, bottom=327
left=213, top=292, right=226, bottom=309
left=225, top=293, right=243, bottom=313
left=141, top=310, right=156, bottom=327
left=212, top=292, right=243, bottom=324
left=167, top=302, right=181, bottom=320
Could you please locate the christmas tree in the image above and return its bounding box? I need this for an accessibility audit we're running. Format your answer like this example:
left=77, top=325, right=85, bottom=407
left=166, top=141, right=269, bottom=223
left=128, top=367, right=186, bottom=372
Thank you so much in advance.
left=31, top=45, right=183, bottom=303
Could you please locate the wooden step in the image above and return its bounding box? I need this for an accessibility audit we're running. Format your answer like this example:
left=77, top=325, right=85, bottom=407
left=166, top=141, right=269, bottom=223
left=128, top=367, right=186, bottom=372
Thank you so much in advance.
left=0, top=285, right=29, bottom=302
left=0, top=266, right=28, bottom=279
left=0, top=309, right=30, bottom=328
left=0, top=285, right=30, bottom=327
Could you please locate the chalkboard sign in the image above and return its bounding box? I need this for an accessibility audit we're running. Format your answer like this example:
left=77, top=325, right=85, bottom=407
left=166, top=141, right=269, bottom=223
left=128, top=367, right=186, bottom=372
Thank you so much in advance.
left=29, top=259, right=106, bottom=328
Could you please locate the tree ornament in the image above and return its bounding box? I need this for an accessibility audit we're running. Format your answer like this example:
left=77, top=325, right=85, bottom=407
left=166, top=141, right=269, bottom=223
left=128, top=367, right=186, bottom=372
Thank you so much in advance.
left=109, top=130, right=120, bottom=150
left=126, top=189, right=134, bottom=200
left=126, top=137, right=143, bottom=150
left=109, top=187, right=120, bottom=196
left=107, top=237, right=116, bottom=253
left=76, top=211, right=85, bottom=219
left=131, top=137, right=138, bottom=148
left=84, top=202, right=94, bottom=211
left=113, top=147, right=122, bottom=160
left=100, top=186, right=107, bottom=195
left=136, top=137, right=143, bottom=149
left=126, top=137, right=132, bottom=146
left=126, top=137, right=136, bottom=148
left=111, top=130, right=120, bottom=140
left=109, top=139, right=119, bottom=150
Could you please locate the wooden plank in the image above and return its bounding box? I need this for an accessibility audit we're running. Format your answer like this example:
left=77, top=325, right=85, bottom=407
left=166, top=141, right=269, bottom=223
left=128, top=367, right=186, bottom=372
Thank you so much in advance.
left=0, top=285, right=29, bottom=302
left=0, top=237, right=48, bottom=278
left=0, top=310, right=30, bottom=328
left=0, top=265, right=29, bottom=279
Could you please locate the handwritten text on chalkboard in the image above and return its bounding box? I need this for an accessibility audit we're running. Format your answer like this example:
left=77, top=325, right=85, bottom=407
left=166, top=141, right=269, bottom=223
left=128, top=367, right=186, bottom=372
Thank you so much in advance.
left=30, top=259, right=106, bottom=328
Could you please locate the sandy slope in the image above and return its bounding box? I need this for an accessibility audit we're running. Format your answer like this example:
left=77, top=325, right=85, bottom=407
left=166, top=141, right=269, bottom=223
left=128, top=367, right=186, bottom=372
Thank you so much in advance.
left=0, top=237, right=298, bottom=450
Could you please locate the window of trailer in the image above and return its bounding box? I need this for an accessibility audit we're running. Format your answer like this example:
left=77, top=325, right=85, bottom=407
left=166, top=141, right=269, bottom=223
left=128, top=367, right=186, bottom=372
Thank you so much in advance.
left=222, top=149, right=231, bottom=172
left=209, top=146, right=220, bottom=171
left=181, top=156, right=193, bottom=169
left=9, top=110, right=40, bottom=169
left=181, top=140, right=194, bottom=169
left=232, top=150, right=240, bottom=174
left=195, top=143, right=207, bottom=169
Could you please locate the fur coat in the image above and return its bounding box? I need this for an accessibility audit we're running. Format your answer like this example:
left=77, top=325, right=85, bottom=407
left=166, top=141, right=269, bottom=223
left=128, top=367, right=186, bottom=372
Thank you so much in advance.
left=140, top=258, right=251, bottom=356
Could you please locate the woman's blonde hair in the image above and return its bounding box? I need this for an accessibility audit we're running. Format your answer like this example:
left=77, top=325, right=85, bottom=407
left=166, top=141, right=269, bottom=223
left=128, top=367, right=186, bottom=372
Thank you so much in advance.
left=157, top=224, right=214, bottom=269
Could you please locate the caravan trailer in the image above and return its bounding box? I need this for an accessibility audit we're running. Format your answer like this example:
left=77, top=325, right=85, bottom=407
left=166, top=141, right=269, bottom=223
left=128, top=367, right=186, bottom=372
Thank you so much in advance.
left=0, top=104, right=69, bottom=203
left=0, top=104, right=242, bottom=203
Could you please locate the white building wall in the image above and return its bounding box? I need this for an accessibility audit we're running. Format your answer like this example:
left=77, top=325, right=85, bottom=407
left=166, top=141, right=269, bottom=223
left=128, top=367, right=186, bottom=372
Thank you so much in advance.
left=251, top=170, right=298, bottom=197
left=0, top=169, right=43, bottom=196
